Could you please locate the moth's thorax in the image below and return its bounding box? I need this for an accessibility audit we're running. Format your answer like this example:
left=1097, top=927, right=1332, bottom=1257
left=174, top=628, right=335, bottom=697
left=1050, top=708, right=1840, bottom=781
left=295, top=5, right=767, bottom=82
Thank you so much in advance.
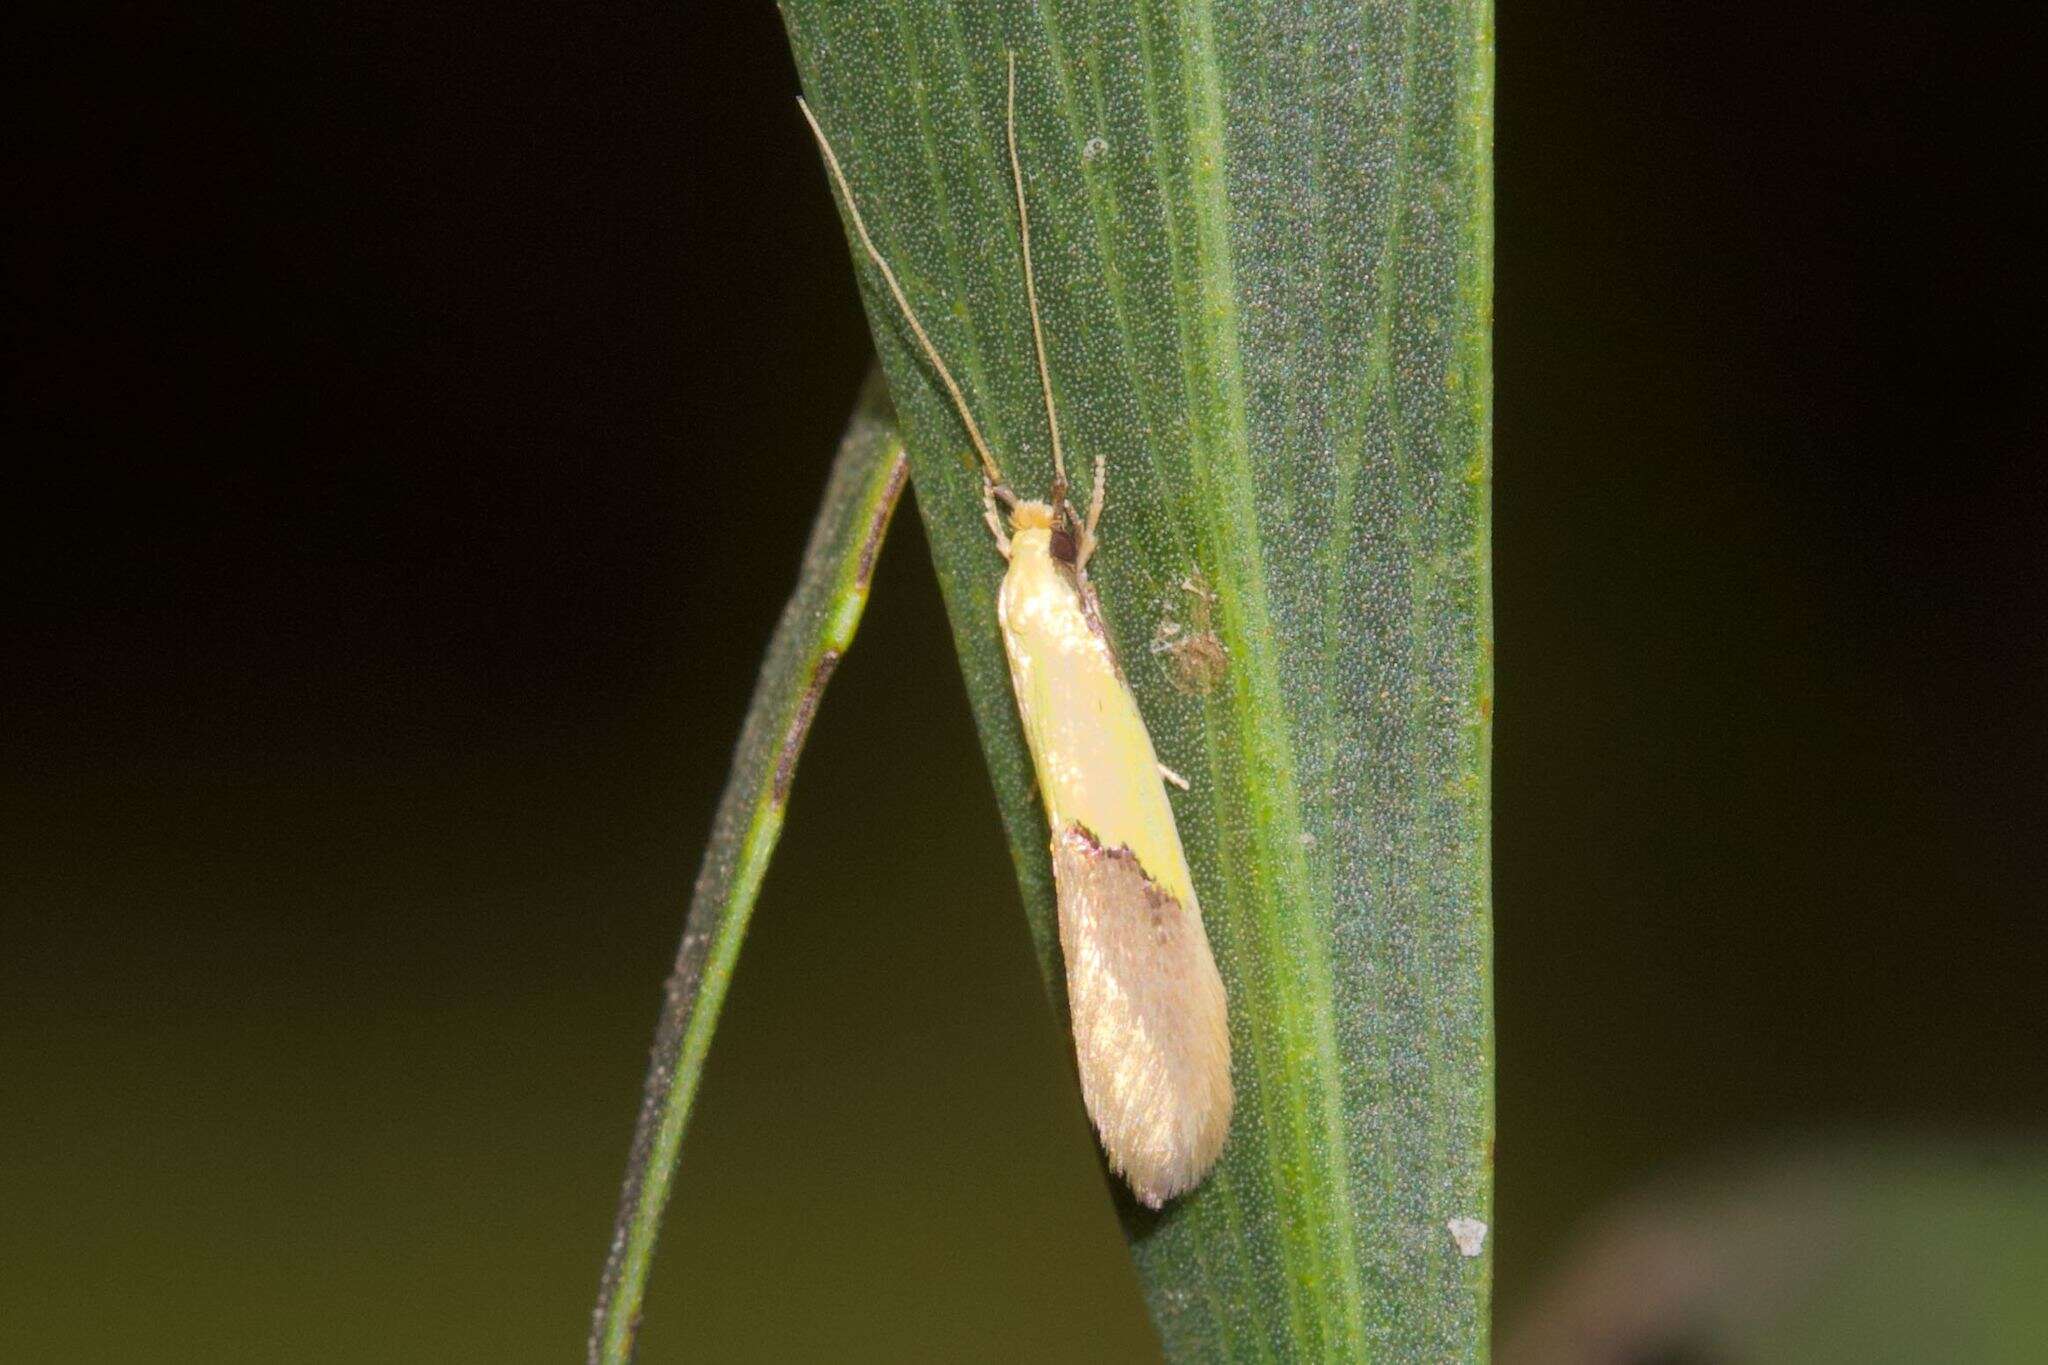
left=1009, top=523, right=1055, bottom=566
left=998, top=526, right=1092, bottom=652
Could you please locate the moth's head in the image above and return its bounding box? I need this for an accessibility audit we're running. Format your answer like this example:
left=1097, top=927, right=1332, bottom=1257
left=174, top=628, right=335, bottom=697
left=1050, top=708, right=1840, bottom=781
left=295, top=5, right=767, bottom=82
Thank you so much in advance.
left=1007, top=500, right=1078, bottom=563
left=1008, top=500, right=1057, bottom=533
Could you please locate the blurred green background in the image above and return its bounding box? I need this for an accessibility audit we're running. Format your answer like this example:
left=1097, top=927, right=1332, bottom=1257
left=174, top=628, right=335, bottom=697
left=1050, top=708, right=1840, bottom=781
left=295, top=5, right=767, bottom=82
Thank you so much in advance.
left=8, top=2, right=2041, bottom=1361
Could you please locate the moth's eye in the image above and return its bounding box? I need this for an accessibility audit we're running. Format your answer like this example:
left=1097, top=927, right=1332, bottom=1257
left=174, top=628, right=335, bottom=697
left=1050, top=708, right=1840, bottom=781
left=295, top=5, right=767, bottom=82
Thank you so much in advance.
left=1050, top=528, right=1078, bottom=564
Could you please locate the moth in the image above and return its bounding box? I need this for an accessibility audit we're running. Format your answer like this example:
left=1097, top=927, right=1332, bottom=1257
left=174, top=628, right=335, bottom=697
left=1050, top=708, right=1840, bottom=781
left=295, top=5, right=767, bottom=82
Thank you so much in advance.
left=800, top=56, right=1231, bottom=1208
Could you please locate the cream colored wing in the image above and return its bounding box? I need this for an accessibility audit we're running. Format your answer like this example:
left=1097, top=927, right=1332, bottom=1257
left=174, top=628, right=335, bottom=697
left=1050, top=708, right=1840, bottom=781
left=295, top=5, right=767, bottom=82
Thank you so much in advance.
left=1052, top=822, right=1232, bottom=1209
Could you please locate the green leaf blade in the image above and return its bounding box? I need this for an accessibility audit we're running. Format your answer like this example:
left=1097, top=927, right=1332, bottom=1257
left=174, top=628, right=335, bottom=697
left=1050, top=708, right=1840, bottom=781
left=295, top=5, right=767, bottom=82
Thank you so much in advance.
left=782, top=2, right=1492, bottom=1357
left=590, top=375, right=907, bottom=1365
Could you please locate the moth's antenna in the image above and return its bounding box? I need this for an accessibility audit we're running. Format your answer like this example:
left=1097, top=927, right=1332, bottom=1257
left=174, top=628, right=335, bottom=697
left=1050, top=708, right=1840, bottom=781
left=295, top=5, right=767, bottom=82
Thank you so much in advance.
left=1005, top=51, right=1068, bottom=505
left=797, top=98, right=1008, bottom=494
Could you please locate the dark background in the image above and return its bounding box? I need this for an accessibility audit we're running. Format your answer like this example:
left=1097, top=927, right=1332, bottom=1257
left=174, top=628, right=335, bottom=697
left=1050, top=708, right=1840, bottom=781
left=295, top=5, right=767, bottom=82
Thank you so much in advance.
left=7, top=2, right=2041, bottom=1360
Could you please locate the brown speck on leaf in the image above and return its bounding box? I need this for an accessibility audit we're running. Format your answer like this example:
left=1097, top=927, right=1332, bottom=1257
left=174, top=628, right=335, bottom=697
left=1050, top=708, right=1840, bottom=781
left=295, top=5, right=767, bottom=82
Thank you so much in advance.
left=1151, top=571, right=1229, bottom=694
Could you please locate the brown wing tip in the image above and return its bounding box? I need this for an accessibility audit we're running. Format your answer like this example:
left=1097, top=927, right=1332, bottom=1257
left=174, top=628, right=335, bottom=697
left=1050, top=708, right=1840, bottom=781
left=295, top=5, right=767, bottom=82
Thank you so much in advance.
left=1052, top=822, right=1233, bottom=1209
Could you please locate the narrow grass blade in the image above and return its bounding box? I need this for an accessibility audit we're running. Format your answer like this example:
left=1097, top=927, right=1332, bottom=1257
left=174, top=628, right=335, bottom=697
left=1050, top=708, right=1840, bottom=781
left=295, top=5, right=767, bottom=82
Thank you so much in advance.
left=782, top=2, right=1494, bottom=1358
left=588, top=373, right=907, bottom=1365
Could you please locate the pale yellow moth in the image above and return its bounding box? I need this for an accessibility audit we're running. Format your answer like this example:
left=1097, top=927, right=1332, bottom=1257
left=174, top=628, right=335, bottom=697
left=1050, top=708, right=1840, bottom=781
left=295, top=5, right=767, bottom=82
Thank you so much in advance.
left=799, top=56, right=1231, bottom=1208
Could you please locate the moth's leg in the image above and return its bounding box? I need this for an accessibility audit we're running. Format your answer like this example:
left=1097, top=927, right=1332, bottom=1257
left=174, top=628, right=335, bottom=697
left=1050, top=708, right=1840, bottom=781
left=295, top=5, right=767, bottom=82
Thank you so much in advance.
left=1157, top=761, right=1191, bottom=791
left=982, top=477, right=1012, bottom=559
left=1073, top=452, right=1107, bottom=573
